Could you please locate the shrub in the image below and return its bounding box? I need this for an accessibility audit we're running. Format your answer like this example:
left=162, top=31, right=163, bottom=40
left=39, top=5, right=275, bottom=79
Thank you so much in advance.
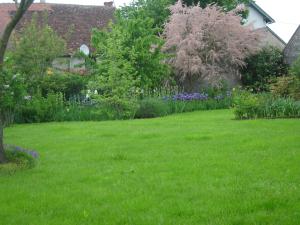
left=91, top=8, right=170, bottom=93
left=0, top=145, right=38, bottom=175
left=15, top=92, right=64, bottom=123
left=233, top=90, right=261, bottom=119
left=0, top=70, right=25, bottom=126
left=135, top=98, right=170, bottom=118
left=241, top=46, right=288, bottom=92
left=99, top=97, right=138, bottom=120
left=55, top=103, right=105, bottom=122
left=263, top=97, right=300, bottom=118
left=290, top=55, right=300, bottom=78
left=270, top=76, right=300, bottom=100
left=36, top=71, right=88, bottom=100
left=11, top=12, right=66, bottom=78
left=233, top=90, right=300, bottom=119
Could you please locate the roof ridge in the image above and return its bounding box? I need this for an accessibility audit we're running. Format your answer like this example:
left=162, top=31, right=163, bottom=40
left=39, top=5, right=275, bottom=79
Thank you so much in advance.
left=0, top=2, right=109, bottom=8
left=284, top=25, right=300, bottom=53
left=265, top=26, right=286, bottom=45
left=249, top=1, right=275, bottom=24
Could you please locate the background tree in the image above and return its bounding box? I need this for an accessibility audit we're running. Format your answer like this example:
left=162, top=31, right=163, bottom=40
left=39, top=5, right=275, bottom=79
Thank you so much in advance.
left=179, top=0, right=250, bottom=8
left=241, top=46, right=288, bottom=92
left=91, top=10, right=170, bottom=95
left=290, top=55, right=300, bottom=79
left=12, top=13, right=66, bottom=83
left=163, top=1, right=260, bottom=92
left=0, top=0, right=34, bottom=163
left=121, top=0, right=250, bottom=29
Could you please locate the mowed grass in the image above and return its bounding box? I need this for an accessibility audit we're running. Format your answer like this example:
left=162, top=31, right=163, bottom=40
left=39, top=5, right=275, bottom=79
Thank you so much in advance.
left=1, top=110, right=300, bottom=225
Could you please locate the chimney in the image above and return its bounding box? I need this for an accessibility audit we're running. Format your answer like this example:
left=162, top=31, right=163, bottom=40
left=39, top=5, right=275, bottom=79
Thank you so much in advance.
left=104, top=1, right=114, bottom=7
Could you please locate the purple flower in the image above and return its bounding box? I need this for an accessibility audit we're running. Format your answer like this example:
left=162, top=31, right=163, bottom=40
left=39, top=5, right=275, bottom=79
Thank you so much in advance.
left=168, top=92, right=209, bottom=101
left=4, top=144, right=39, bottom=159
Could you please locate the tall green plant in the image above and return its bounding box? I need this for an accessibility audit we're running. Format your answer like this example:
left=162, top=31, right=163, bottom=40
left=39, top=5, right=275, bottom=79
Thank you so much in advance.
left=12, top=13, right=66, bottom=80
left=91, top=10, right=170, bottom=95
left=290, top=55, right=300, bottom=78
left=241, top=46, right=288, bottom=92
left=121, top=0, right=249, bottom=30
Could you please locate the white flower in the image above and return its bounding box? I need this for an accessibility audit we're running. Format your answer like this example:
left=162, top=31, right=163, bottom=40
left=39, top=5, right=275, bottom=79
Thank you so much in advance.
left=87, top=89, right=91, bottom=94
left=94, top=90, right=98, bottom=95
left=24, top=96, right=32, bottom=100
left=4, top=85, right=9, bottom=89
left=12, top=74, right=18, bottom=80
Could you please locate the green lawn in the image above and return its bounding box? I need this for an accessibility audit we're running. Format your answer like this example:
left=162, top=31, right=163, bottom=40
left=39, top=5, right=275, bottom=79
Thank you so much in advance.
left=1, top=110, right=300, bottom=225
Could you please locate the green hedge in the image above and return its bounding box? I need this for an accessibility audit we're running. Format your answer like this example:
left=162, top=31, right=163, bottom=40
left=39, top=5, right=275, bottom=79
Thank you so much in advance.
left=233, top=90, right=300, bottom=119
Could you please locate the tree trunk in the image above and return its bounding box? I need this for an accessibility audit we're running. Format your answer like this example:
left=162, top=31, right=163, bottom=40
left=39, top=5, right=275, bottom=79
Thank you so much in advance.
left=0, top=0, right=34, bottom=164
left=0, top=125, right=5, bottom=163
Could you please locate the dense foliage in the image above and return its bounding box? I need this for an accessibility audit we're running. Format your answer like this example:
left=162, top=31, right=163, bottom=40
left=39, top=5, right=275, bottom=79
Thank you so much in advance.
left=121, top=0, right=250, bottom=29
left=163, top=1, right=260, bottom=92
left=34, top=71, right=89, bottom=100
left=0, top=70, right=24, bottom=126
left=233, top=90, right=300, bottom=119
left=179, top=0, right=250, bottom=8
left=270, top=75, right=300, bottom=100
left=241, top=46, right=288, bottom=92
left=290, top=55, right=300, bottom=78
left=91, top=11, right=170, bottom=94
left=12, top=13, right=66, bottom=82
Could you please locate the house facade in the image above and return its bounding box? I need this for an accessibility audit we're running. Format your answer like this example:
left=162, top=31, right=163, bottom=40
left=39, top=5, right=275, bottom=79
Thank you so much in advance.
left=245, top=1, right=286, bottom=50
left=0, top=1, right=115, bottom=72
left=284, top=25, right=300, bottom=65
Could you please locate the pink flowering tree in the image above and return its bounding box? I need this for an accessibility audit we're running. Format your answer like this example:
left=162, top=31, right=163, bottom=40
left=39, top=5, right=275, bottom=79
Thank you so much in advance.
left=163, top=1, right=262, bottom=92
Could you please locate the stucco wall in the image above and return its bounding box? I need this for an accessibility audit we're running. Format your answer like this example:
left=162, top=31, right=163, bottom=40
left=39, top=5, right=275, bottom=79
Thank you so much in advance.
left=259, top=28, right=286, bottom=50
left=284, top=27, right=300, bottom=65
left=245, top=6, right=267, bottom=29
left=52, top=57, right=86, bottom=72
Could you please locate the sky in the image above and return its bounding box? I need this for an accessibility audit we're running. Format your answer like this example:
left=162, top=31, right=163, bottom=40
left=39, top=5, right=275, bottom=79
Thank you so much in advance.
left=0, top=0, right=299, bottom=43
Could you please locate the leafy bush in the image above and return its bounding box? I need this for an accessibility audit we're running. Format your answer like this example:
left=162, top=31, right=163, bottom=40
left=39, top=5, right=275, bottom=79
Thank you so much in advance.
left=290, top=55, right=300, bottom=78
left=0, top=145, right=38, bottom=175
left=233, top=90, right=261, bottom=119
left=91, top=9, right=170, bottom=93
left=270, top=76, right=300, bottom=100
left=15, top=92, right=64, bottom=123
left=11, top=12, right=66, bottom=78
left=263, top=97, right=300, bottom=118
left=36, top=71, right=88, bottom=100
left=241, top=46, right=288, bottom=92
left=99, top=97, right=138, bottom=120
left=233, top=90, right=300, bottom=119
left=0, top=70, right=25, bottom=126
left=135, top=98, right=170, bottom=118
left=136, top=91, right=233, bottom=118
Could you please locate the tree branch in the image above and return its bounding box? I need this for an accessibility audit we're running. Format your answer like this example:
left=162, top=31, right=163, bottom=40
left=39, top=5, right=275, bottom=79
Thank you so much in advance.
left=0, top=0, right=34, bottom=70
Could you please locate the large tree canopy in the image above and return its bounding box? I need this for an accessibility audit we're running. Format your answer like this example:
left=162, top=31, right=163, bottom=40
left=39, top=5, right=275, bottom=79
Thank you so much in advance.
left=180, top=0, right=250, bottom=8
left=163, top=1, right=260, bottom=92
left=121, top=0, right=250, bottom=29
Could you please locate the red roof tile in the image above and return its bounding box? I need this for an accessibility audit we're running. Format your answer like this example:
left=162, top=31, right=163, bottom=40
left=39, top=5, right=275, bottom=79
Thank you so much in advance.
left=0, top=3, right=114, bottom=54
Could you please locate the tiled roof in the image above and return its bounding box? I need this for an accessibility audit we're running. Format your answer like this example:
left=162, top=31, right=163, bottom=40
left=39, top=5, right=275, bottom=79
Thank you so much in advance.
left=0, top=3, right=115, bottom=54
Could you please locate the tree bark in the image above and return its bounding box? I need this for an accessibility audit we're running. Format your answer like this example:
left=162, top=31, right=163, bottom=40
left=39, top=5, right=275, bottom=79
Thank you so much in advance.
left=0, top=0, right=34, bottom=163
left=0, top=0, right=34, bottom=69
